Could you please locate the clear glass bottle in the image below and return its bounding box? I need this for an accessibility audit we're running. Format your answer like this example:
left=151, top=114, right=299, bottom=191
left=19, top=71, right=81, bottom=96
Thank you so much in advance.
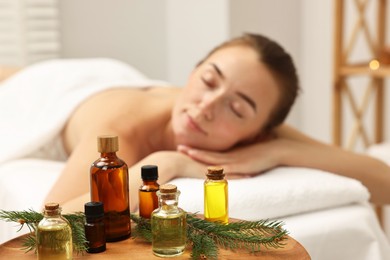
left=151, top=184, right=187, bottom=257
left=37, top=203, right=72, bottom=260
left=90, top=135, right=131, bottom=242
left=84, top=201, right=106, bottom=253
left=139, top=165, right=160, bottom=219
left=204, top=166, right=229, bottom=224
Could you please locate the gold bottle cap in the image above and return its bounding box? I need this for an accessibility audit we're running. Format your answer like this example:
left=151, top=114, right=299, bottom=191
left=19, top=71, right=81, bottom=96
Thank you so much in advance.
left=97, top=135, right=119, bottom=153
left=159, top=184, right=177, bottom=193
left=44, top=202, right=59, bottom=210
left=206, top=166, right=225, bottom=179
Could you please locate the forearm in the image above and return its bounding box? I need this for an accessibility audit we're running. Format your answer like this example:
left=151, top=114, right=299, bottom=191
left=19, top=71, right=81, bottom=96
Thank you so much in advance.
left=277, top=139, right=390, bottom=205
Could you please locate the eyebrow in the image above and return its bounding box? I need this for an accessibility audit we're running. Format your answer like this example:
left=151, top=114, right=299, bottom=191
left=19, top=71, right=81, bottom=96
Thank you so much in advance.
left=209, top=62, right=257, bottom=112
left=236, top=91, right=257, bottom=112
left=210, top=63, right=224, bottom=78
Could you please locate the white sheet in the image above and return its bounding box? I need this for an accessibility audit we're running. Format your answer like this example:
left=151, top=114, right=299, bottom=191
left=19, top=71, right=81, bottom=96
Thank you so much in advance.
left=283, top=202, right=390, bottom=259
left=171, top=167, right=370, bottom=220
left=0, top=159, right=389, bottom=260
left=0, top=58, right=168, bottom=164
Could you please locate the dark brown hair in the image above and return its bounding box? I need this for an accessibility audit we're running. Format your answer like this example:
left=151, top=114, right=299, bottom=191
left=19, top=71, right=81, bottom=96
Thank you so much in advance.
left=198, top=33, right=300, bottom=134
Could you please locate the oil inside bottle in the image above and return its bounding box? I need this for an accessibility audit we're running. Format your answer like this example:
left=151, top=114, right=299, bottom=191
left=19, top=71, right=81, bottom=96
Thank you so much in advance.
left=37, top=224, right=72, bottom=260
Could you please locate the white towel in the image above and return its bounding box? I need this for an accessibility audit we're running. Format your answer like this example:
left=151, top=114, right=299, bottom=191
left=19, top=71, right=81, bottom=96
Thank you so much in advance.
left=0, top=58, right=168, bottom=164
left=171, top=166, right=370, bottom=220
left=367, top=142, right=390, bottom=166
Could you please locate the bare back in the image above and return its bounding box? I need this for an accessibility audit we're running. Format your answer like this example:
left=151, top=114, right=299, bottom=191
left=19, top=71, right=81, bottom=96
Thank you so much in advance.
left=63, top=86, right=181, bottom=158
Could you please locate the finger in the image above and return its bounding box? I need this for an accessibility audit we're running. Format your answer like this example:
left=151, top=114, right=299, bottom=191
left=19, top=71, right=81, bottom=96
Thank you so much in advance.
left=226, top=173, right=252, bottom=180
left=185, top=149, right=227, bottom=165
left=177, top=144, right=191, bottom=154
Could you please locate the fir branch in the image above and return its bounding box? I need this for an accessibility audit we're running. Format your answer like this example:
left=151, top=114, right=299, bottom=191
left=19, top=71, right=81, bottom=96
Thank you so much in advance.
left=0, top=209, right=42, bottom=253
left=0, top=209, right=87, bottom=254
left=186, top=214, right=288, bottom=258
left=130, top=213, right=152, bottom=242
left=2, top=210, right=288, bottom=259
left=130, top=213, right=288, bottom=259
left=63, top=212, right=88, bottom=253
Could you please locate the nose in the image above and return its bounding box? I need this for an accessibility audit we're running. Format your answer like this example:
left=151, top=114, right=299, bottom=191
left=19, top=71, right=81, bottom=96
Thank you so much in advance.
left=197, top=92, right=222, bottom=121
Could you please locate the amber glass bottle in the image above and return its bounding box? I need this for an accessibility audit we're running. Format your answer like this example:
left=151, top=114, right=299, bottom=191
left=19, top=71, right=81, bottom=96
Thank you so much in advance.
left=139, top=165, right=160, bottom=219
left=37, top=203, right=72, bottom=260
left=90, top=135, right=131, bottom=242
left=204, top=166, right=228, bottom=224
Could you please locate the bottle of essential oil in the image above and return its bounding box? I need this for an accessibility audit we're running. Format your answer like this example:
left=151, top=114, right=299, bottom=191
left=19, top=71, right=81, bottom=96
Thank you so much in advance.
left=90, top=135, right=131, bottom=242
left=204, top=166, right=229, bottom=224
left=37, top=203, right=72, bottom=260
left=139, top=165, right=160, bottom=219
left=84, top=201, right=106, bottom=253
left=151, top=184, right=187, bottom=257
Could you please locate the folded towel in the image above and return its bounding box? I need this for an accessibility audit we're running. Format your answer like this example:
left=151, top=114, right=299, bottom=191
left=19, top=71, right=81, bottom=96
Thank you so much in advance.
left=170, top=166, right=370, bottom=220
left=367, top=142, right=390, bottom=166
left=0, top=58, right=168, bottom=164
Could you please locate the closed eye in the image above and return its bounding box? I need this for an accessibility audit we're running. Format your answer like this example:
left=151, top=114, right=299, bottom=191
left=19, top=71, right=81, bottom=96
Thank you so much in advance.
left=230, top=102, right=243, bottom=118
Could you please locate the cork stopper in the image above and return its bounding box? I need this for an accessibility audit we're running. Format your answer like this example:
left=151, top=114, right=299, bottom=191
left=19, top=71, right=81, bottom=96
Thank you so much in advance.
left=44, top=202, right=60, bottom=216
left=44, top=202, right=59, bottom=210
left=97, top=135, right=119, bottom=153
left=159, top=184, right=177, bottom=193
left=206, top=166, right=225, bottom=180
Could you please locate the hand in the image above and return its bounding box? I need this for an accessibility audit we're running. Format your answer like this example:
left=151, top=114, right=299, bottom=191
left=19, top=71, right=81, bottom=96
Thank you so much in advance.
left=177, top=140, right=283, bottom=176
left=139, top=151, right=210, bottom=179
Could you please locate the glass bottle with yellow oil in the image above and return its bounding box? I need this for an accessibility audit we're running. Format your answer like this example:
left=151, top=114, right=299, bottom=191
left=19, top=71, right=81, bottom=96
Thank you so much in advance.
left=204, top=166, right=228, bottom=224
left=151, top=184, right=186, bottom=257
left=37, top=203, right=72, bottom=260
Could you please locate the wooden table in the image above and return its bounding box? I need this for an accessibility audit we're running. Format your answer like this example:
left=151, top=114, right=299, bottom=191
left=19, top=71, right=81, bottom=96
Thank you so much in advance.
left=0, top=226, right=310, bottom=260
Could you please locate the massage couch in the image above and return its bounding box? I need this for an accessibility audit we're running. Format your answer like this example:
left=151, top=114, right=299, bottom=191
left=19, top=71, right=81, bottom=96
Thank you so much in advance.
left=0, top=58, right=389, bottom=259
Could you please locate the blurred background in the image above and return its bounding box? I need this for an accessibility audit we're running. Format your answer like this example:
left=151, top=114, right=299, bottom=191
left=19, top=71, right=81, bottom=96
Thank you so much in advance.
left=2, top=0, right=389, bottom=145
left=0, top=0, right=335, bottom=142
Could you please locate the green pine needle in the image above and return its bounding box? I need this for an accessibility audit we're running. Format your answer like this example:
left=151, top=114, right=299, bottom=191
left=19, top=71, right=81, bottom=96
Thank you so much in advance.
left=0, top=210, right=288, bottom=259
left=0, top=209, right=87, bottom=254
left=130, top=213, right=288, bottom=259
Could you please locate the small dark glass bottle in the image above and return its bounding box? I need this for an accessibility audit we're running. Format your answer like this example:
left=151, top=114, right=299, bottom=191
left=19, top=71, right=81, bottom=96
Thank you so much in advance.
left=139, top=165, right=160, bottom=219
left=90, top=135, right=131, bottom=242
left=84, top=201, right=106, bottom=253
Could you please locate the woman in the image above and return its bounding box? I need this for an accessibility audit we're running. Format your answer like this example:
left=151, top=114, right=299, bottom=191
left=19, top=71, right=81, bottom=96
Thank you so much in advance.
left=46, top=33, right=390, bottom=211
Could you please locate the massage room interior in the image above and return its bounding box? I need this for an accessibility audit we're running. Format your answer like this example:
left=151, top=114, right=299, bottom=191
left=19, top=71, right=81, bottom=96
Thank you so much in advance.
left=0, top=0, right=390, bottom=259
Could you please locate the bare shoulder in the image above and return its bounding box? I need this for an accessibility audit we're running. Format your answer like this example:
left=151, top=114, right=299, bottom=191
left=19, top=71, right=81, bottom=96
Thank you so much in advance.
left=274, top=124, right=323, bottom=144
left=62, top=86, right=181, bottom=152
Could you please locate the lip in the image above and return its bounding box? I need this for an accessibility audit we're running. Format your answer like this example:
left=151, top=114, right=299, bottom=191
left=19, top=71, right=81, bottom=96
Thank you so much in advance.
left=185, top=113, right=208, bottom=136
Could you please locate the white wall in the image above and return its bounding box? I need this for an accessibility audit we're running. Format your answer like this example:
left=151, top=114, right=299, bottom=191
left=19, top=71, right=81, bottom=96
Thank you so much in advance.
left=59, top=0, right=304, bottom=127
left=300, top=0, right=333, bottom=142
left=165, top=0, right=230, bottom=86
left=59, top=0, right=167, bottom=80
left=229, top=0, right=302, bottom=129
left=57, top=0, right=390, bottom=154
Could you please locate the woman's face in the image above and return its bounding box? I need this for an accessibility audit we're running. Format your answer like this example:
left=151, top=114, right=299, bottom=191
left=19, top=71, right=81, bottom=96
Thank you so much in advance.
left=171, top=45, right=280, bottom=151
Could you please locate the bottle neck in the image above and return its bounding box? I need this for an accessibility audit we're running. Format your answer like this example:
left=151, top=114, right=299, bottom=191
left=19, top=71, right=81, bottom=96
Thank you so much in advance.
left=44, top=208, right=61, bottom=218
left=100, top=152, right=117, bottom=157
left=143, top=179, right=158, bottom=184
left=206, top=173, right=225, bottom=181
left=157, top=192, right=180, bottom=210
left=86, top=215, right=104, bottom=222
